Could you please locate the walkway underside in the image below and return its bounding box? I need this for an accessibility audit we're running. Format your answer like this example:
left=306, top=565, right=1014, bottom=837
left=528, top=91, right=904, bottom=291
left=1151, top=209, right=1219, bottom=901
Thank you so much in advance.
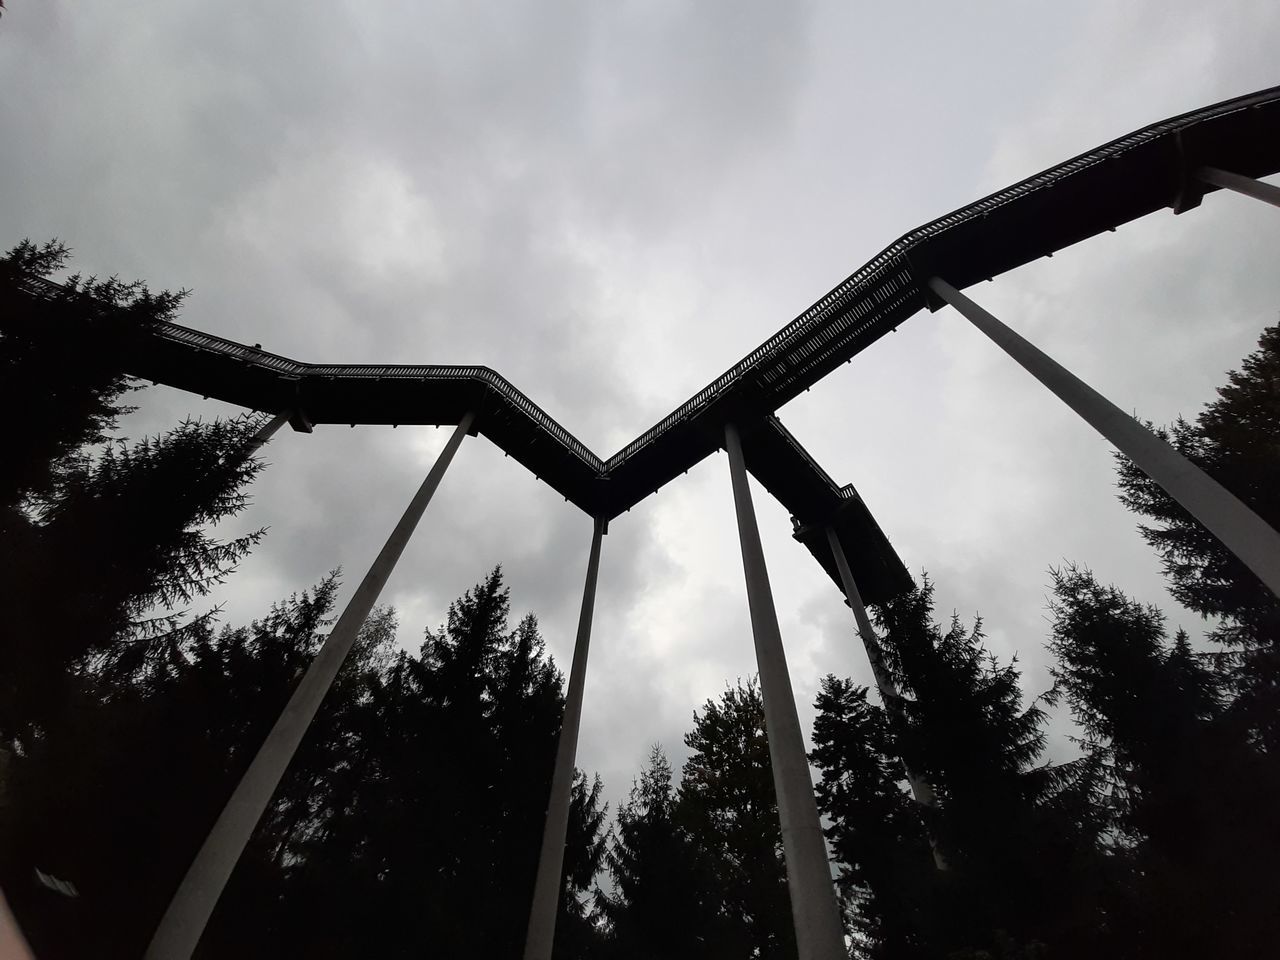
left=21, top=85, right=1280, bottom=604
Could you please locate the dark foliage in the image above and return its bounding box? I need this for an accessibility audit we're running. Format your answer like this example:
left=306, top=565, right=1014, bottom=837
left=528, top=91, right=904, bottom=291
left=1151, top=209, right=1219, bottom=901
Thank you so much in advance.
left=0, top=240, right=182, bottom=521
left=0, top=569, right=609, bottom=959
left=594, top=746, right=724, bottom=959
left=1048, top=565, right=1280, bottom=958
left=595, top=681, right=796, bottom=960
left=811, top=677, right=937, bottom=958
left=679, top=679, right=797, bottom=960
left=0, top=243, right=265, bottom=739
left=873, top=581, right=1105, bottom=955
left=1114, top=323, right=1280, bottom=748
left=812, top=582, right=1110, bottom=958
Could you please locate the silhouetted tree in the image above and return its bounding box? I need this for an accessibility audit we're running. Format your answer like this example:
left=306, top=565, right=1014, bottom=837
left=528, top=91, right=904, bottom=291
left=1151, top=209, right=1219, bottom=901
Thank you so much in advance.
left=843, top=580, right=1108, bottom=957
left=270, top=567, right=608, bottom=959
left=2, top=566, right=611, bottom=959
left=1115, top=322, right=1280, bottom=748
left=0, top=575, right=392, bottom=960
left=556, top=770, right=611, bottom=958
left=594, top=746, right=722, bottom=958
left=1048, top=565, right=1279, bottom=958
left=0, top=239, right=181, bottom=521
left=0, top=418, right=267, bottom=739
left=811, top=677, right=937, bottom=959
left=679, top=679, right=796, bottom=960
left=0, top=242, right=267, bottom=739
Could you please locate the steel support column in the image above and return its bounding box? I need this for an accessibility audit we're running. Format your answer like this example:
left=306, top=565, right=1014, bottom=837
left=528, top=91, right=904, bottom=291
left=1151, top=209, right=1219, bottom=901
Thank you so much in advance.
left=823, top=526, right=946, bottom=869
left=929, top=276, right=1280, bottom=601
left=1199, top=166, right=1280, bottom=209
left=145, top=412, right=477, bottom=960
left=523, top=517, right=606, bottom=960
left=724, top=422, right=846, bottom=960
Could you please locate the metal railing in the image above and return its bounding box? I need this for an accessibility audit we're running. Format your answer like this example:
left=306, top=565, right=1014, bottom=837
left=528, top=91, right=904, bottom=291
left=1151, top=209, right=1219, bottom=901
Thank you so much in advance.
left=15, top=84, right=1278, bottom=491
left=603, top=85, right=1280, bottom=469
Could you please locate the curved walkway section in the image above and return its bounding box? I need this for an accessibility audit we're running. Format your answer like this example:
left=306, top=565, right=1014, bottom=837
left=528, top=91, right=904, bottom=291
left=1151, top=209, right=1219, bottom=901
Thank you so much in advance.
left=17, top=86, right=1280, bottom=601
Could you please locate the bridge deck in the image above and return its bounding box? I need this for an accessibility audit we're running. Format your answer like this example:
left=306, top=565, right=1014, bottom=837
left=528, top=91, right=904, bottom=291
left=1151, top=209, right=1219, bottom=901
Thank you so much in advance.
left=17, top=86, right=1280, bottom=604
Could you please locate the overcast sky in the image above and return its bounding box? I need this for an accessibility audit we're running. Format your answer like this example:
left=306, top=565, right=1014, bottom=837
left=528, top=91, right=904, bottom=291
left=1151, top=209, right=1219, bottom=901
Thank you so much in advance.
left=3, top=1, right=1279, bottom=821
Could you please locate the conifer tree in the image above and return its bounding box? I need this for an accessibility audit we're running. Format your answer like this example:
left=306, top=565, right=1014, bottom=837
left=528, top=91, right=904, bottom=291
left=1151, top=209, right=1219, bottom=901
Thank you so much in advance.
left=274, top=567, right=608, bottom=959
left=678, top=679, right=796, bottom=960
left=810, top=677, right=937, bottom=958
left=849, top=580, right=1107, bottom=956
left=1, top=242, right=269, bottom=739
left=1114, top=323, right=1280, bottom=747
left=1048, top=565, right=1278, bottom=958
left=0, top=575, right=391, bottom=960
left=594, top=746, right=721, bottom=959
left=0, top=418, right=267, bottom=738
left=0, top=239, right=181, bottom=521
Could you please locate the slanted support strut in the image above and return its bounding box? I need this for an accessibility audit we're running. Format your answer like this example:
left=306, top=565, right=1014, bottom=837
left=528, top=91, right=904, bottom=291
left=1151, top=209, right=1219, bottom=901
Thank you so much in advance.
left=243, top=412, right=289, bottom=458
left=929, top=276, right=1280, bottom=602
left=823, top=526, right=946, bottom=870
left=1199, top=166, right=1280, bottom=209
left=523, top=516, right=606, bottom=960
left=145, top=412, right=477, bottom=960
left=724, top=422, right=846, bottom=960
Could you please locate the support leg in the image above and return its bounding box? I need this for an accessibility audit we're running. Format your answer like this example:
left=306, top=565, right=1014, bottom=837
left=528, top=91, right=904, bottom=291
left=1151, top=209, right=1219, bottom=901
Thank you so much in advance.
left=1199, top=166, right=1280, bottom=209
left=145, top=413, right=477, bottom=960
left=724, top=422, right=846, bottom=960
left=522, top=517, right=605, bottom=960
left=928, top=277, right=1280, bottom=601
left=824, top=526, right=946, bottom=869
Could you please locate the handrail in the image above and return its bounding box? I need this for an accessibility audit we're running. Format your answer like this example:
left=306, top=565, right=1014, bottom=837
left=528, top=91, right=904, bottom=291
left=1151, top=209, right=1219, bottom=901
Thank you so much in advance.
left=603, top=85, right=1280, bottom=468
left=14, top=84, right=1280, bottom=497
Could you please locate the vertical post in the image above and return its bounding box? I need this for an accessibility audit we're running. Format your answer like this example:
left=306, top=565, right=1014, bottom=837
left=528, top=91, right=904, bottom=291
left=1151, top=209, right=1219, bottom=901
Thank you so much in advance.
left=724, top=422, right=846, bottom=960
left=145, top=412, right=477, bottom=960
left=523, top=517, right=606, bottom=960
left=1198, top=166, right=1280, bottom=209
left=824, top=526, right=946, bottom=870
left=929, top=277, right=1280, bottom=602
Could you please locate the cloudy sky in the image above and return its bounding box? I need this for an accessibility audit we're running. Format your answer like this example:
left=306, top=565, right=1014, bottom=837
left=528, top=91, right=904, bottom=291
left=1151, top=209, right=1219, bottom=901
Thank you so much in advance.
left=3, top=1, right=1279, bottom=819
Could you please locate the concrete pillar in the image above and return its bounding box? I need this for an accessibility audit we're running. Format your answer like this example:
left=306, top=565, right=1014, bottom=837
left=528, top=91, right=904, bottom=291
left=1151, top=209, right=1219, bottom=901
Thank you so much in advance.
left=929, top=277, right=1280, bottom=603
left=724, top=422, right=846, bottom=960
left=145, top=413, right=477, bottom=960
left=1199, top=166, right=1280, bottom=209
left=824, top=526, right=946, bottom=870
left=523, top=517, right=606, bottom=960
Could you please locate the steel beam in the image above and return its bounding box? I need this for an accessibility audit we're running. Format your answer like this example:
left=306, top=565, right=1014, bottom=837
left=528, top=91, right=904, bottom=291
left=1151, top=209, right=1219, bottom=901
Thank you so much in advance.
left=523, top=516, right=605, bottom=960
left=145, top=413, right=477, bottom=960
left=725, top=422, right=846, bottom=960
left=1199, top=166, right=1280, bottom=209
left=929, top=277, right=1280, bottom=602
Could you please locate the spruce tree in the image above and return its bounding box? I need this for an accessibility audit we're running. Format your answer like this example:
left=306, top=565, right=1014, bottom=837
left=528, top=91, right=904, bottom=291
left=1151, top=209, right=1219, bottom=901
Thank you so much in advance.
left=810, top=677, right=937, bottom=959
left=0, top=239, right=181, bottom=521
left=0, top=575, right=392, bottom=960
left=0, top=418, right=267, bottom=738
left=274, top=567, right=608, bottom=958
left=0, top=243, right=268, bottom=739
left=1114, top=322, right=1280, bottom=747
left=1048, top=565, right=1278, bottom=958
left=864, top=580, right=1107, bottom=956
left=595, top=746, right=721, bottom=959
left=678, top=679, right=796, bottom=960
